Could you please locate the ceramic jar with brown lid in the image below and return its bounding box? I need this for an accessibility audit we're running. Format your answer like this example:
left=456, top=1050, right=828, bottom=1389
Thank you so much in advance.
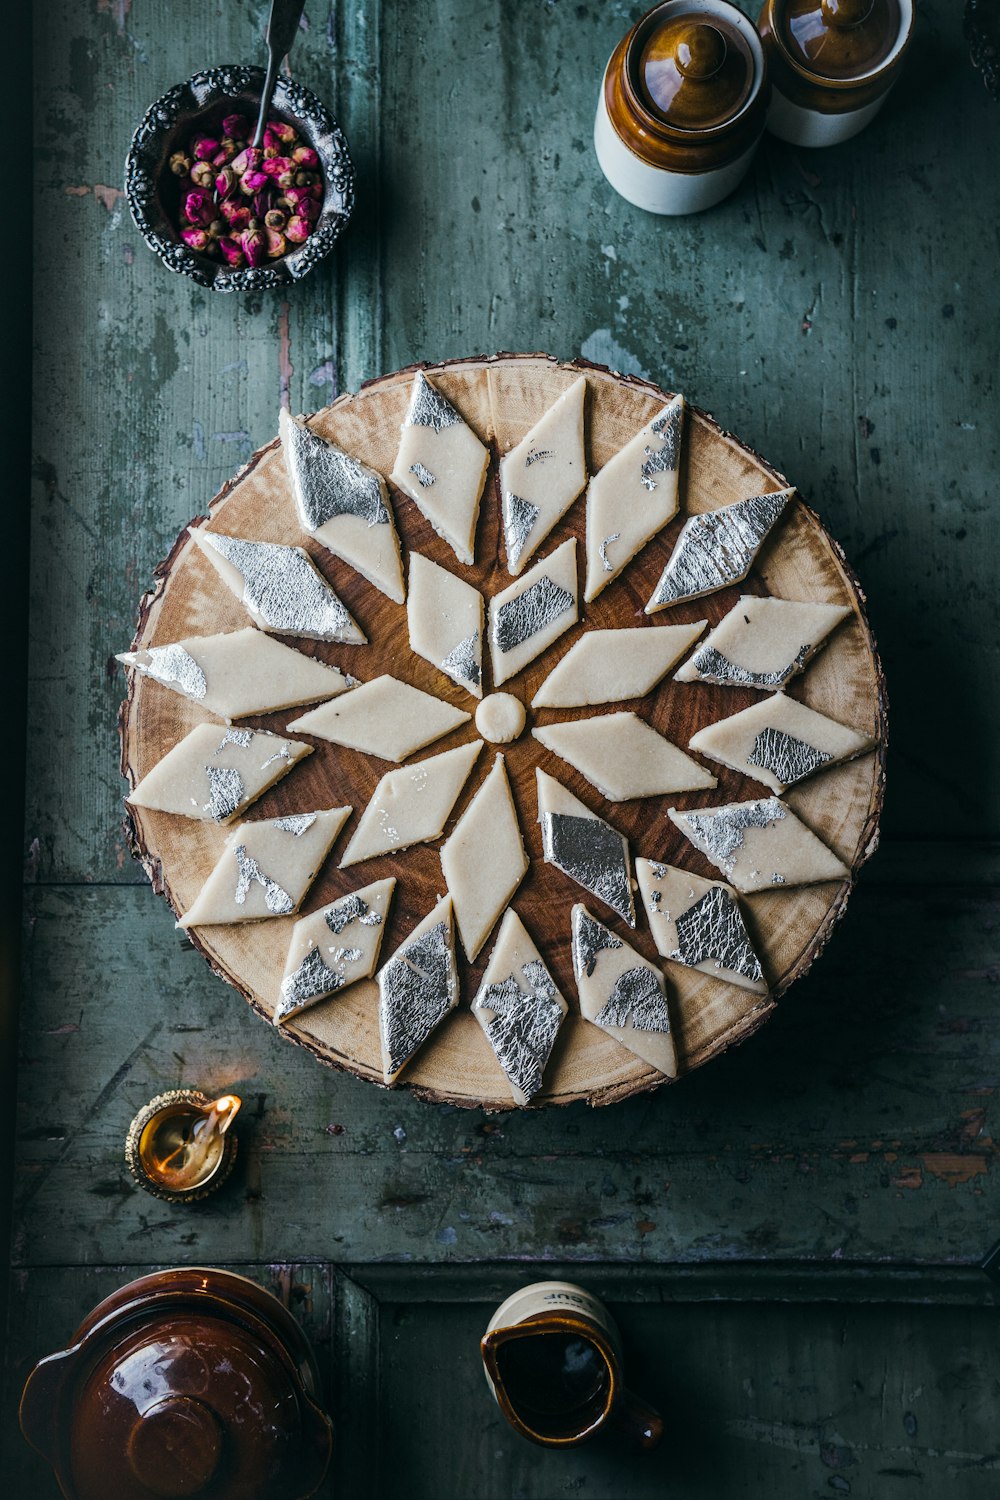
left=594, top=0, right=770, bottom=215
left=19, top=1267, right=333, bottom=1500
left=758, top=0, right=914, bottom=147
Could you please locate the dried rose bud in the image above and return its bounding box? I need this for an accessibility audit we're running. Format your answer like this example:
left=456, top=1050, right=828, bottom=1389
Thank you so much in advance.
left=296, top=196, right=320, bottom=223
left=265, top=227, right=288, bottom=258
left=218, top=235, right=245, bottom=268
left=219, top=137, right=236, bottom=157
left=169, top=151, right=192, bottom=176
left=265, top=120, right=297, bottom=147
left=230, top=146, right=262, bottom=176
left=292, top=145, right=319, bottom=169
left=215, top=166, right=237, bottom=198
left=264, top=208, right=287, bottom=230
left=190, top=160, right=214, bottom=188
left=261, top=156, right=293, bottom=179
left=192, top=135, right=220, bottom=161
left=223, top=113, right=250, bottom=140
left=207, top=218, right=226, bottom=239
left=241, top=167, right=270, bottom=192
left=293, top=170, right=316, bottom=188
left=241, top=227, right=266, bottom=268
left=212, top=148, right=233, bottom=167
left=285, top=214, right=311, bottom=244
left=181, top=226, right=210, bottom=252
left=219, top=200, right=251, bottom=230
left=275, top=195, right=293, bottom=211
left=184, top=188, right=216, bottom=227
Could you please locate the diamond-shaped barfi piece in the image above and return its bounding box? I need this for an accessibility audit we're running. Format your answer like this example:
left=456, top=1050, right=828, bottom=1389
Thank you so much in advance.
left=674, top=595, right=852, bottom=690
left=536, top=767, right=635, bottom=925
left=668, top=796, right=850, bottom=894
left=689, top=694, right=874, bottom=793
left=390, top=372, right=489, bottom=566
left=532, top=623, right=705, bottom=709
left=534, top=712, right=716, bottom=802
left=584, top=394, right=685, bottom=602
left=179, top=807, right=350, bottom=928
left=571, top=903, right=677, bottom=1077
left=635, top=859, right=767, bottom=994
left=118, top=628, right=350, bottom=721
left=489, top=538, right=578, bottom=687
left=275, top=876, right=396, bottom=1025
left=500, top=376, right=587, bottom=574
left=192, top=529, right=365, bottom=643
left=407, top=552, right=484, bottom=699
left=378, top=895, right=459, bottom=1084
left=279, top=408, right=405, bottom=604
left=287, top=675, right=470, bottom=762
left=440, top=754, right=528, bottom=960
left=340, top=741, right=482, bottom=867
left=645, top=488, right=795, bottom=613
left=128, top=725, right=311, bottom=824
left=473, top=910, right=567, bottom=1105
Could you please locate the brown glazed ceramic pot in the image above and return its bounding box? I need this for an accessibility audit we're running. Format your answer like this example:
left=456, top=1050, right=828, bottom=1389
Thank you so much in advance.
left=19, top=1268, right=333, bottom=1500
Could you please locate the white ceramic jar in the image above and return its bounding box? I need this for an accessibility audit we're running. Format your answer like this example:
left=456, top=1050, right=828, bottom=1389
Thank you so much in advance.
left=594, top=0, right=770, bottom=216
left=758, top=0, right=914, bottom=148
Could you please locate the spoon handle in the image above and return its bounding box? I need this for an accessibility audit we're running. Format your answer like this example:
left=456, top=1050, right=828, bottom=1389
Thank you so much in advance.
left=252, top=0, right=308, bottom=148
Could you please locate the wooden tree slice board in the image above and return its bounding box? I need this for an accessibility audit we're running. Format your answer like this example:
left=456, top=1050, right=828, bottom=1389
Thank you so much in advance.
left=120, top=354, right=886, bottom=1110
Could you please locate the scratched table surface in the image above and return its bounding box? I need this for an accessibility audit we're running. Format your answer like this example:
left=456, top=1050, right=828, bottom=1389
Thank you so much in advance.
left=5, top=1, right=999, bottom=1495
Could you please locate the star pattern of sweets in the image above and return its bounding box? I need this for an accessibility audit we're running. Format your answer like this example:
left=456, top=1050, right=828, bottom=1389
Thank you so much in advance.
left=123, top=366, right=877, bottom=1104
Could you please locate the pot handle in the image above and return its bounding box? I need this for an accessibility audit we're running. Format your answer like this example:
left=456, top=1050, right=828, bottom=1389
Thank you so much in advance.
left=19, top=1347, right=78, bottom=1463
left=611, top=1385, right=664, bottom=1451
left=296, top=1390, right=335, bottom=1497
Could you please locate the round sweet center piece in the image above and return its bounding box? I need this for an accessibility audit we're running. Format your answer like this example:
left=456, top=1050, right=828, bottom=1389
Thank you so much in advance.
left=476, top=693, right=527, bottom=744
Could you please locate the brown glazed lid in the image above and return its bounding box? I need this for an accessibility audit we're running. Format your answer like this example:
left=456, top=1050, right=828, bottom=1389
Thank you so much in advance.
left=19, top=1268, right=333, bottom=1500
left=635, top=13, right=753, bottom=130
left=774, top=0, right=901, bottom=80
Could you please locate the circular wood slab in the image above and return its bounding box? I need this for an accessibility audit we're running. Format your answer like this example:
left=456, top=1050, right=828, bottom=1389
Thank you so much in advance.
left=120, top=354, right=886, bottom=1110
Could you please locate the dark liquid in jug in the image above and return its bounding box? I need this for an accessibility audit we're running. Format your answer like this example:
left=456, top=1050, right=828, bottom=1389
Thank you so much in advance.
left=497, top=1331, right=609, bottom=1436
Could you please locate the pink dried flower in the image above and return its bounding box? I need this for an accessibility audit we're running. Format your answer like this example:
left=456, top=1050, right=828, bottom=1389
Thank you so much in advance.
left=297, top=196, right=320, bottom=223
left=252, top=189, right=274, bottom=221
left=183, top=189, right=216, bottom=227
left=218, top=235, right=245, bottom=268
left=215, top=167, right=237, bottom=198
left=192, top=135, right=220, bottom=161
left=230, top=146, right=262, bottom=176
left=219, top=201, right=251, bottom=230
left=189, top=160, right=214, bottom=188
left=241, top=227, right=266, bottom=267
left=181, top=226, right=210, bottom=252
left=223, top=113, right=250, bottom=140
left=265, top=227, right=288, bottom=258
left=285, top=214, right=310, bottom=244
left=265, top=120, right=297, bottom=147
left=241, top=167, right=269, bottom=193
left=261, top=156, right=293, bottom=179
left=292, top=145, right=319, bottom=169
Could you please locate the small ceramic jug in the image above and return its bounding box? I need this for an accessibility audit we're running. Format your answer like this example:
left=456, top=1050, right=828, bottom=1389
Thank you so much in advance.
left=758, top=0, right=914, bottom=147
left=481, top=1280, right=663, bottom=1449
left=594, top=0, right=770, bottom=215
left=20, top=1267, right=333, bottom=1500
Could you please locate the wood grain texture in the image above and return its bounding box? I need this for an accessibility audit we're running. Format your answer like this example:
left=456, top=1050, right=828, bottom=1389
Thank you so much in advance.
left=119, top=356, right=885, bottom=1108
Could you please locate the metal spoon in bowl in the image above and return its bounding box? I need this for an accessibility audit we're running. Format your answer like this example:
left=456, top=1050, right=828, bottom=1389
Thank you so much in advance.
left=252, top=0, right=308, bottom=149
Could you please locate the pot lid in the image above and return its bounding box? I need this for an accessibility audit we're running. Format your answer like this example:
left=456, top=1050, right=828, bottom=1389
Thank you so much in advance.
left=775, top=0, right=901, bottom=80
left=634, top=11, right=755, bottom=131
left=20, top=1269, right=332, bottom=1500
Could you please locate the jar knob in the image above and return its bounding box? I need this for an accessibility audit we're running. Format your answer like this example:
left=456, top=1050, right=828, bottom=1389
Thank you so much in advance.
left=127, top=1395, right=222, bottom=1497
left=821, top=0, right=875, bottom=27
left=674, top=22, right=728, bottom=80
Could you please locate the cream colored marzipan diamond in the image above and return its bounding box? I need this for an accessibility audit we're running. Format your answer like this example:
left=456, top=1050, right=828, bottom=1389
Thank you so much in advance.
left=500, top=376, right=587, bottom=573
left=674, top=595, right=852, bottom=690
left=635, top=859, right=767, bottom=994
left=179, top=807, right=350, bottom=928
left=584, top=394, right=685, bottom=602
left=534, top=712, right=716, bottom=802
left=536, top=767, right=635, bottom=926
left=192, top=528, right=366, bottom=643
left=276, top=876, right=396, bottom=1025
left=473, top=910, right=567, bottom=1106
left=440, top=754, right=528, bottom=960
left=668, top=797, right=849, bottom=894
left=489, top=538, right=578, bottom=687
left=128, top=725, right=311, bottom=824
left=117, top=628, right=350, bottom=721
left=287, top=675, right=470, bottom=762
left=532, top=622, right=705, bottom=709
left=407, top=552, right=484, bottom=699
left=689, top=692, right=874, bottom=793
left=340, top=741, right=482, bottom=867
left=378, top=895, right=459, bottom=1084
left=390, top=372, right=489, bottom=566
left=646, top=488, right=795, bottom=612
left=571, top=903, right=677, bottom=1077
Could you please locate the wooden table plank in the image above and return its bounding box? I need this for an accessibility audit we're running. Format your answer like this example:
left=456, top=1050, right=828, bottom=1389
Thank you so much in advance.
left=13, top=865, right=999, bottom=1268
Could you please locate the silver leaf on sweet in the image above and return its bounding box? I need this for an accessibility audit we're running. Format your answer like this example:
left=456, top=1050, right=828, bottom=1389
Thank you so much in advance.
left=493, top=574, right=574, bottom=654
left=746, top=726, right=832, bottom=786
left=571, top=905, right=623, bottom=980
left=668, top=884, right=763, bottom=984
left=503, top=492, right=540, bottom=570
left=233, top=845, right=294, bottom=914
left=544, top=813, right=634, bottom=925
left=406, top=371, right=462, bottom=433
left=647, top=490, right=790, bottom=609
left=596, top=966, right=670, bottom=1033
left=380, top=921, right=456, bottom=1076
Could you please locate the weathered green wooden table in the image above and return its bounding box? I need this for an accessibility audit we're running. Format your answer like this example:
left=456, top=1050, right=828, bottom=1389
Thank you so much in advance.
left=6, top=1, right=999, bottom=1494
